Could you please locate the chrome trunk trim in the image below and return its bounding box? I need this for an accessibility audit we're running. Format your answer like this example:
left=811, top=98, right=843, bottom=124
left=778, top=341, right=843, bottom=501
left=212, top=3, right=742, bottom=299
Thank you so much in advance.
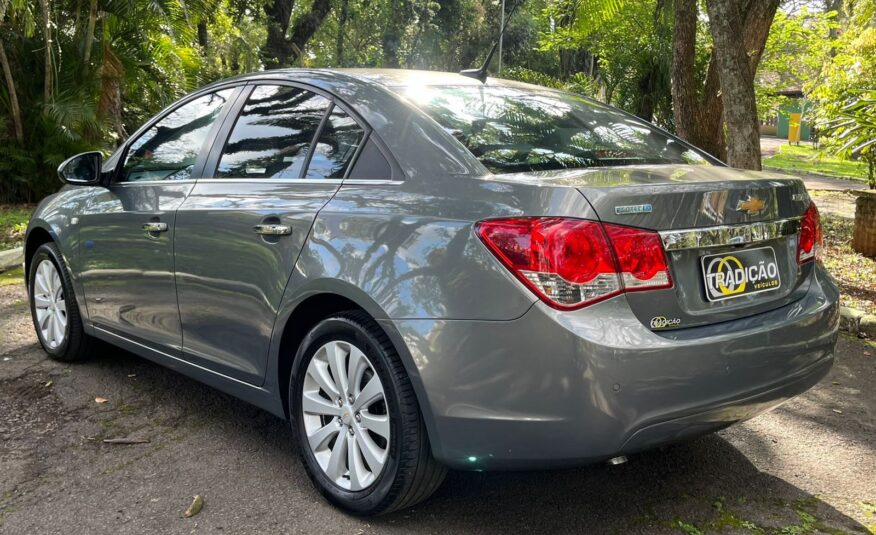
left=659, top=218, right=801, bottom=251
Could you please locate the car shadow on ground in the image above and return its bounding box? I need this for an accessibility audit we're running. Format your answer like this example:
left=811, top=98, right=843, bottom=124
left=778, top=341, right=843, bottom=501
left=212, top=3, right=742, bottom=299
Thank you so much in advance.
left=2, top=338, right=871, bottom=534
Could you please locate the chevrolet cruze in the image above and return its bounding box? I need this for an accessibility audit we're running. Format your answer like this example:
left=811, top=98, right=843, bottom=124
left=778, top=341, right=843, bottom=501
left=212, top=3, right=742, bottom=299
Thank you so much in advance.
left=27, top=69, right=839, bottom=515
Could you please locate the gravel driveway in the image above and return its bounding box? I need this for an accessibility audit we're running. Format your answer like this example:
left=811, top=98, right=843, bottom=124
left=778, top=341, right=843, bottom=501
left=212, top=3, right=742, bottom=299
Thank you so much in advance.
left=1, top=281, right=874, bottom=534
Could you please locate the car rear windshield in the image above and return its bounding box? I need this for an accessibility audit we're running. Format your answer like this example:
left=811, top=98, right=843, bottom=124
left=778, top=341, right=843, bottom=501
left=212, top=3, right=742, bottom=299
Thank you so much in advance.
left=408, top=85, right=711, bottom=174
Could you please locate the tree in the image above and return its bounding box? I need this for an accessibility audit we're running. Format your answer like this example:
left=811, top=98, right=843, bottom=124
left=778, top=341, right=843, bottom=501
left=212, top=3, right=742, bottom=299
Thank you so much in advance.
left=262, top=0, right=333, bottom=68
left=812, top=0, right=876, bottom=189
left=0, top=0, right=24, bottom=144
left=671, top=0, right=779, bottom=167
left=706, top=0, right=779, bottom=170
left=538, top=0, right=674, bottom=124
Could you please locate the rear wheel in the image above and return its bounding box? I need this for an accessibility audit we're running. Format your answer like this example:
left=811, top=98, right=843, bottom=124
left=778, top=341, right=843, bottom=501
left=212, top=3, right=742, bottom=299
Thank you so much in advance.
left=290, top=311, right=446, bottom=515
left=28, top=242, right=92, bottom=361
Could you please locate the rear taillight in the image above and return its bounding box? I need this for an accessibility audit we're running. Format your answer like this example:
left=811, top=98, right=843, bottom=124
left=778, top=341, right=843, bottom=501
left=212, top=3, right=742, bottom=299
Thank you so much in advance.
left=603, top=224, right=673, bottom=292
left=797, top=202, right=823, bottom=264
left=476, top=217, right=671, bottom=310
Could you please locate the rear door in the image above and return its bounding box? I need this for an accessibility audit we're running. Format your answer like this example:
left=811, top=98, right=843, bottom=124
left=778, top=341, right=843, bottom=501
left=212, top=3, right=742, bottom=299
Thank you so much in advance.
left=78, top=88, right=238, bottom=351
left=173, top=83, right=366, bottom=384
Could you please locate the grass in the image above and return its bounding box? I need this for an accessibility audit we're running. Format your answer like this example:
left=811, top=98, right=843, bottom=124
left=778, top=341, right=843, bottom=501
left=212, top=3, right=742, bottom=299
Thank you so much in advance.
left=0, top=267, right=24, bottom=286
left=0, top=204, right=33, bottom=251
left=763, top=144, right=869, bottom=182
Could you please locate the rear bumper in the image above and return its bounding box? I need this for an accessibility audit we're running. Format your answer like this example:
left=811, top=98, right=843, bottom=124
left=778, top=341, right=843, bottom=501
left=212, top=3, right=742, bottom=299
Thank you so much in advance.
left=383, top=263, right=839, bottom=470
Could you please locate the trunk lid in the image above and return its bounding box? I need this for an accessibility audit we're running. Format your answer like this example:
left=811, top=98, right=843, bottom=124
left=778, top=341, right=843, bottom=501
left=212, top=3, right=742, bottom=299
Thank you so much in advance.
left=499, top=165, right=813, bottom=330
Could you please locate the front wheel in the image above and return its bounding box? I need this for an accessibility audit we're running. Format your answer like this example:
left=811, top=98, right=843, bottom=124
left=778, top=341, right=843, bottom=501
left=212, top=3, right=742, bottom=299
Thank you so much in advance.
left=28, top=242, right=93, bottom=361
left=290, top=311, right=446, bottom=515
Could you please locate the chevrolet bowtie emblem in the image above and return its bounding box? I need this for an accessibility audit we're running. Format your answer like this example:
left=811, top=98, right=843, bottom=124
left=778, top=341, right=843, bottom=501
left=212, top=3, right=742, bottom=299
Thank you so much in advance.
left=736, top=195, right=765, bottom=216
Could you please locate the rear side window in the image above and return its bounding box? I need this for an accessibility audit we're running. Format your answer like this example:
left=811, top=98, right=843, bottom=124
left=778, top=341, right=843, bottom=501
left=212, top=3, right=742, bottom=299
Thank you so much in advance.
left=121, top=89, right=234, bottom=182
left=216, top=85, right=330, bottom=179
left=347, top=138, right=392, bottom=180
left=304, top=106, right=365, bottom=179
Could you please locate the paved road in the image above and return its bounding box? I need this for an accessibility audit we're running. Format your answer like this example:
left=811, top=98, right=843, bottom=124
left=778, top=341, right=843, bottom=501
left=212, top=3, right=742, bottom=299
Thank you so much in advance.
left=1, top=281, right=874, bottom=534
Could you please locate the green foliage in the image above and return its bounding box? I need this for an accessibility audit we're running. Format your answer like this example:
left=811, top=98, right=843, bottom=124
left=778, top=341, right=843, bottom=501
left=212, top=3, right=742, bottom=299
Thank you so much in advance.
left=820, top=94, right=876, bottom=188
left=537, top=0, right=674, bottom=127
left=808, top=0, right=876, bottom=189
left=756, top=8, right=837, bottom=120
left=501, top=66, right=598, bottom=97
left=5, top=0, right=869, bottom=203
left=0, top=0, right=263, bottom=203
left=0, top=203, right=32, bottom=251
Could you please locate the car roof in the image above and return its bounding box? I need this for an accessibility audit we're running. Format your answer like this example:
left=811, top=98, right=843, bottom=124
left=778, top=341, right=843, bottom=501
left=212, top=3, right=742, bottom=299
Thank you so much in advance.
left=224, top=68, right=551, bottom=93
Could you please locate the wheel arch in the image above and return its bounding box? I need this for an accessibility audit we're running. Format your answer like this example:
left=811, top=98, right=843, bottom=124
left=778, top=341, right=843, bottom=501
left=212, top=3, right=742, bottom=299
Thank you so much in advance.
left=24, top=223, right=58, bottom=278
left=271, top=282, right=443, bottom=460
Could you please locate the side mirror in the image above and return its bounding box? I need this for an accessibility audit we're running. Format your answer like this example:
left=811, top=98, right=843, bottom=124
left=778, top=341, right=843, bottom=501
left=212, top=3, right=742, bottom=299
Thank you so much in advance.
left=57, top=151, right=103, bottom=185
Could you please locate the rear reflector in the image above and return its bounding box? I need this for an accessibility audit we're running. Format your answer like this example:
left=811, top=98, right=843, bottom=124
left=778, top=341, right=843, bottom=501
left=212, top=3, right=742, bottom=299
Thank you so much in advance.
left=797, top=202, right=823, bottom=264
left=476, top=217, right=671, bottom=310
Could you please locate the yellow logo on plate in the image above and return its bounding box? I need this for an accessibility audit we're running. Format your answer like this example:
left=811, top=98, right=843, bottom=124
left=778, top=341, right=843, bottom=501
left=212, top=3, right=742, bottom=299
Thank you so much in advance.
left=716, top=255, right=746, bottom=295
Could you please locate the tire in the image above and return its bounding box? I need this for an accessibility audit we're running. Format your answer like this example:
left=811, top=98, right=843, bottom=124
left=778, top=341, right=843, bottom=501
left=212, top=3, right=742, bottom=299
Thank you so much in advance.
left=28, top=242, right=93, bottom=362
left=290, top=311, right=446, bottom=515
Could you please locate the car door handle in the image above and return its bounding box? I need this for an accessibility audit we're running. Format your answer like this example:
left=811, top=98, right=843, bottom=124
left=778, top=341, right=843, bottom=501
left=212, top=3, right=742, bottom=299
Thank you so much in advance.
left=142, top=222, right=168, bottom=232
left=253, top=224, right=292, bottom=236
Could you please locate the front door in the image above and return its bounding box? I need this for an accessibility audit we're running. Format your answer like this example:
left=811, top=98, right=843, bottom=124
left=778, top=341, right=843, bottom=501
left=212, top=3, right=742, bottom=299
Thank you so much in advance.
left=79, top=88, right=237, bottom=351
left=174, top=83, right=366, bottom=384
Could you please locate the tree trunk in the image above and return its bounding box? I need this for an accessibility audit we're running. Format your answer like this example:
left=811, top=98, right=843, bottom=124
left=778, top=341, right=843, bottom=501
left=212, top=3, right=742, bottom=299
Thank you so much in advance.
left=671, top=0, right=700, bottom=142
left=262, top=0, right=331, bottom=68
left=635, top=65, right=656, bottom=122
left=335, top=0, right=349, bottom=66
left=197, top=20, right=209, bottom=49
left=39, top=0, right=53, bottom=112
left=286, top=0, right=331, bottom=64
left=740, top=0, right=780, bottom=74
left=381, top=0, right=408, bottom=67
left=853, top=191, right=876, bottom=257
left=262, top=0, right=295, bottom=68
left=672, top=0, right=727, bottom=160
left=0, top=39, right=24, bottom=144
left=672, top=0, right=777, bottom=165
left=83, top=0, right=97, bottom=64
left=98, top=38, right=127, bottom=142
left=706, top=0, right=778, bottom=170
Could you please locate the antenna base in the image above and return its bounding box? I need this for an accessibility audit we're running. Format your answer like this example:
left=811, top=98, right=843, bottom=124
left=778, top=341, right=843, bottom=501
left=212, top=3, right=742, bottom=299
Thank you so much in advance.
left=460, top=68, right=489, bottom=84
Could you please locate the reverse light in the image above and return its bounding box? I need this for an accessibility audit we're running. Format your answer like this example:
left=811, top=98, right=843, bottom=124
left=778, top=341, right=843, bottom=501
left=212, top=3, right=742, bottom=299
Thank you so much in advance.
left=476, top=217, right=672, bottom=310
left=797, top=202, right=823, bottom=264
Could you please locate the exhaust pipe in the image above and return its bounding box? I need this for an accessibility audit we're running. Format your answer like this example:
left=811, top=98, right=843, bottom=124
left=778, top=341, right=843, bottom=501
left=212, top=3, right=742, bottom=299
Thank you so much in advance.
left=606, top=455, right=628, bottom=466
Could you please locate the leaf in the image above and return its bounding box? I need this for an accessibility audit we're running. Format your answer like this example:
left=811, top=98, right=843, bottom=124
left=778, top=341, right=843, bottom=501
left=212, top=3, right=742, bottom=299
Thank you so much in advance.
left=94, top=397, right=109, bottom=404
left=184, top=495, right=204, bottom=518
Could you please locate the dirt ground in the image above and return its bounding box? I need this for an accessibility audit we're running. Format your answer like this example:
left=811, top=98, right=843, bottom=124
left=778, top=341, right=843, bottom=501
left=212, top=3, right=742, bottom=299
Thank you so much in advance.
left=1, top=280, right=875, bottom=534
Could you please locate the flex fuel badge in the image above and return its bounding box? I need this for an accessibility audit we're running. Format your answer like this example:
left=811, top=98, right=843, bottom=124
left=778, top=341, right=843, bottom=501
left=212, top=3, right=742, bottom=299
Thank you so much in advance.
left=701, top=246, right=782, bottom=302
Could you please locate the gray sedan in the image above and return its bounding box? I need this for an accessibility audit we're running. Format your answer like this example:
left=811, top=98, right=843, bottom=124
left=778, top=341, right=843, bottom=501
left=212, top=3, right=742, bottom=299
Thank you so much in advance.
left=27, top=69, right=839, bottom=515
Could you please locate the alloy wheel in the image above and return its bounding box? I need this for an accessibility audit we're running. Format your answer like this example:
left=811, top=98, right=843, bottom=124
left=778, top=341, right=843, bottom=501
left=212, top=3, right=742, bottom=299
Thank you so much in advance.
left=302, top=340, right=390, bottom=491
left=33, top=259, right=67, bottom=349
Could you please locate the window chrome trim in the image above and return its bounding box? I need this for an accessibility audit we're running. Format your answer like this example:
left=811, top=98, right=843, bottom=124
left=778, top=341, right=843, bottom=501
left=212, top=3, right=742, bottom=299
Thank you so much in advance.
left=659, top=218, right=801, bottom=251
left=193, top=178, right=345, bottom=185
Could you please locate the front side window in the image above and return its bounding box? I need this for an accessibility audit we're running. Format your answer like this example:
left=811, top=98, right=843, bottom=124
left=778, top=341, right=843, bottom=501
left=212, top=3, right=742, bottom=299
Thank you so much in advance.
left=406, top=85, right=711, bottom=174
left=305, top=106, right=365, bottom=178
left=216, top=85, right=330, bottom=179
left=121, top=89, right=234, bottom=182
